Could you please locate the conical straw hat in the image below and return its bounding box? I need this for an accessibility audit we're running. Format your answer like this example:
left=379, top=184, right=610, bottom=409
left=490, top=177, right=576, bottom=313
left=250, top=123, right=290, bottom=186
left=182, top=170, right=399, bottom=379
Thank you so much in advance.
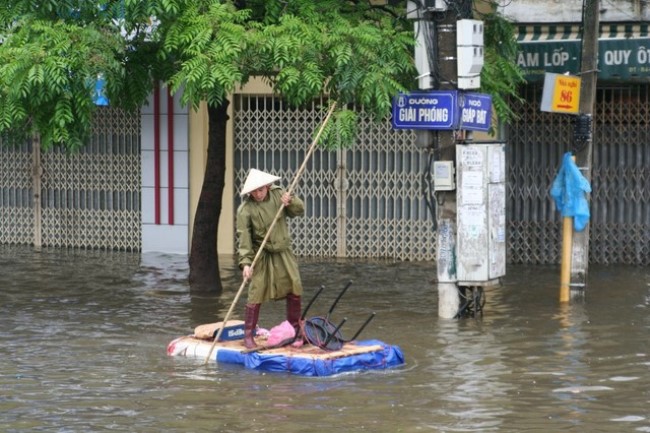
left=240, top=169, right=281, bottom=196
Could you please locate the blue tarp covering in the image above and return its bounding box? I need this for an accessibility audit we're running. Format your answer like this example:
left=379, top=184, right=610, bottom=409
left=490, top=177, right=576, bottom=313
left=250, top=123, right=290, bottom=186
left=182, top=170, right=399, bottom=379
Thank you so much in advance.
left=214, top=340, right=405, bottom=377
left=550, top=152, right=592, bottom=231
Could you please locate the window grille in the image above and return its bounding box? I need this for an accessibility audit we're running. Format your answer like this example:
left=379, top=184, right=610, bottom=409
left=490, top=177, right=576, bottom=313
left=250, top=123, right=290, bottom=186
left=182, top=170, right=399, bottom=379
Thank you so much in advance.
left=0, top=107, right=141, bottom=251
left=232, top=95, right=437, bottom=260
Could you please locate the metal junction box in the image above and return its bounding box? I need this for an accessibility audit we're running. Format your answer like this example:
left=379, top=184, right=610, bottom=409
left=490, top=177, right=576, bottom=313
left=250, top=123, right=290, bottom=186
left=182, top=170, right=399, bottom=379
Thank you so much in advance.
left=456, top=143, right=506, bottom=285
left=433, top=160, right=455, bottom=191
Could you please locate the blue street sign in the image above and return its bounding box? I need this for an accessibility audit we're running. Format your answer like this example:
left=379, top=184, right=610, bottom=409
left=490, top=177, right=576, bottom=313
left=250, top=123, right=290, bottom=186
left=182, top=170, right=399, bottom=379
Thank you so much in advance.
left=459, top=92, right=492, bottom=132
left=392, top=91, right=458, bottom=130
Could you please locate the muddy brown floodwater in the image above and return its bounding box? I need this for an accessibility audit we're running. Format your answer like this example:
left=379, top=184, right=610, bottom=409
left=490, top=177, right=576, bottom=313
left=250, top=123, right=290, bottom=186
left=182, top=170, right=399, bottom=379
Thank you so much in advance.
left=1, top=245, right=649, bottom=432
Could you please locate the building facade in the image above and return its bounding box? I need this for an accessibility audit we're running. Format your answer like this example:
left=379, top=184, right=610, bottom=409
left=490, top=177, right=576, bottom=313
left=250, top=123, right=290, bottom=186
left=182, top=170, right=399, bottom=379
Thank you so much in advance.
left=2, top=1, right=649, bottom=265
left=499, top=0, right=650, bottom=265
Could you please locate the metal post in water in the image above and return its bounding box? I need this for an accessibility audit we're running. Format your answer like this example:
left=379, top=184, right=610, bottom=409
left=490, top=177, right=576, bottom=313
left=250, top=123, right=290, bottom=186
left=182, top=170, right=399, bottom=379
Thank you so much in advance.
left=560, top=216, right=573, bottom=302
left=32, top=134, right=42, bottom=251
left=571, top=0, right=599, bottom=291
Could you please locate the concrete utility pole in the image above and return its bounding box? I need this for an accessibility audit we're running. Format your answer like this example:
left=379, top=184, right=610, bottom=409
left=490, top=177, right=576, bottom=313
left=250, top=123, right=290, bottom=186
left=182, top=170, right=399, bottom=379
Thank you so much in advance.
left=408, top=1, right=491, bottom=317
left=407, top=1, right=459, bottom=318
left=434, top=8, right=461, bottom=318
left=571, top=0, right=599, bottom=294
left=408, top=0, right=474, bottom=318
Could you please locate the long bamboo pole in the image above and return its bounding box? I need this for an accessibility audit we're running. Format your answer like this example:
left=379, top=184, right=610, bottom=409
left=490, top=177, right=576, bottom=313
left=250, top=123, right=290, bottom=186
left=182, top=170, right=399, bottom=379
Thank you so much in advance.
left=203, top=101, right=337, bottom=364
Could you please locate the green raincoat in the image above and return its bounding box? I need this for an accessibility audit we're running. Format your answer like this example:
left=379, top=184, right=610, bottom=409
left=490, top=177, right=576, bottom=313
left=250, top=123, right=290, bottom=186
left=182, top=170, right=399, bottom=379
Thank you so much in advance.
left=236, top=186, right=304, bottom=304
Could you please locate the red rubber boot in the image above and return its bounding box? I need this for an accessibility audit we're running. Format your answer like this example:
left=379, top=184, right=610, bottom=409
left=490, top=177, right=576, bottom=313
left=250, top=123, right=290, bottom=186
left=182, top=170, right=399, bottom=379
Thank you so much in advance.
left=286, top=294, right=302, bottom=330
left=243, top=303, right=260, bottom=349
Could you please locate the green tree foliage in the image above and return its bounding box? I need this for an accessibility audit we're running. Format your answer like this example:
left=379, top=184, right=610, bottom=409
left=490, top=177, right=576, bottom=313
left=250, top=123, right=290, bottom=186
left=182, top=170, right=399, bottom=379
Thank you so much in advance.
left=0, top=1, right=159, bottom=148
left=156, top=0, right=416, bottom=150
left=0, top=1, right=523, bottom=151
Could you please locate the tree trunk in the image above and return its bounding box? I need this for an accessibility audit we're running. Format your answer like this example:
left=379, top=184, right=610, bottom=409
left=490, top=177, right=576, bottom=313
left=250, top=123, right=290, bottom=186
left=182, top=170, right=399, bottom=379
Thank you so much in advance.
left=188, top=100, right=229, bottom=292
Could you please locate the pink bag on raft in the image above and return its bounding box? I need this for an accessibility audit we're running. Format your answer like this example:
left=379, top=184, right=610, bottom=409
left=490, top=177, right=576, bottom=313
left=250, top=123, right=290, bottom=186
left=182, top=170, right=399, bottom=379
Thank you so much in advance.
left=266, top=320, right=296, bottom=346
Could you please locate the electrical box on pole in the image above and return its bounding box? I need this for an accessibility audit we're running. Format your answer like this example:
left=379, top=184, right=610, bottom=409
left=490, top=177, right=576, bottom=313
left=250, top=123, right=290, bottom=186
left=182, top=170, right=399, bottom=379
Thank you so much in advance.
left=456, top=19, right=484, bottom=90
left=456, top=143, right=506, bottom=285
left=433, top=161, right=455, bottom=191
left=407, top=1, right=439, bottom=90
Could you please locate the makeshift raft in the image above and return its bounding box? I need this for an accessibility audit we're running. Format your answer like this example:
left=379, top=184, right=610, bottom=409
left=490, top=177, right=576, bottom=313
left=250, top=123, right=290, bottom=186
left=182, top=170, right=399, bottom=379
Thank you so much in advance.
left=168, top=283, right=405, bottom=376
left=166, top=320, right=405, bottom=377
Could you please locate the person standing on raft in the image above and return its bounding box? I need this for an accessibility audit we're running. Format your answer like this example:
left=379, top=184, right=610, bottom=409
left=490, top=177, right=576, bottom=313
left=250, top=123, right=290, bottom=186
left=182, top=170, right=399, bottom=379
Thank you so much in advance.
left=236, top=169, right=304, bottom=349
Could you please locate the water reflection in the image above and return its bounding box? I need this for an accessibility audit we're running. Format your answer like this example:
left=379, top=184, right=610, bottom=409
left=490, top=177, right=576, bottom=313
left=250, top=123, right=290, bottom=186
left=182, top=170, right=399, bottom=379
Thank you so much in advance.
left=1, top=246, right=650, bottom=432
left=425, top=319, right=513, bottom=432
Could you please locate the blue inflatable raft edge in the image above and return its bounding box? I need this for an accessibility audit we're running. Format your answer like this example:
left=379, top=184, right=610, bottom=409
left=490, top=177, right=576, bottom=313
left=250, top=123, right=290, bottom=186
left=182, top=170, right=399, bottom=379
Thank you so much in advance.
left=214, top=339, right=405, bottom=377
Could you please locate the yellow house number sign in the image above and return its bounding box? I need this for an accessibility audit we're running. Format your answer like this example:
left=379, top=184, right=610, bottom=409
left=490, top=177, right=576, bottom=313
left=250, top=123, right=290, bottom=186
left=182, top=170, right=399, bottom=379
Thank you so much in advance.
left=540, top=73, right=582, bottom=114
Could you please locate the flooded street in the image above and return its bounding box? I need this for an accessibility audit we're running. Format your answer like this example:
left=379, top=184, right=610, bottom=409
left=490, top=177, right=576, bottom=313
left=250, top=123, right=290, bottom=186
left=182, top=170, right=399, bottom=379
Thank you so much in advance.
left=1, top=245, right=649, bottom=432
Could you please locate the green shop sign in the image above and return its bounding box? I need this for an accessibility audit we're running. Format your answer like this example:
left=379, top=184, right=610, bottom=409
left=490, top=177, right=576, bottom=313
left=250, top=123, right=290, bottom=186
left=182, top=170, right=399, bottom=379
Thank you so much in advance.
left=516, top=24, right=650, bottom=81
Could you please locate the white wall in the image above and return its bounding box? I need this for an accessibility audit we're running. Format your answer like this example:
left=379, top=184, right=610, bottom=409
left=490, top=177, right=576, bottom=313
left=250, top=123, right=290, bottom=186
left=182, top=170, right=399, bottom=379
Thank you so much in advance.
left=140, top=85, right=190, bottom=254
left=498, top=0, right=649, bottom=23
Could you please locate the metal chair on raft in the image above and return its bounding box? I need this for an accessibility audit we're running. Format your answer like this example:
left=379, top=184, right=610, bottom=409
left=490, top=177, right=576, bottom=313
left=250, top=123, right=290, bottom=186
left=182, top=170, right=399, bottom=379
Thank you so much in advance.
left=300, top=281, right=376, bottom=351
